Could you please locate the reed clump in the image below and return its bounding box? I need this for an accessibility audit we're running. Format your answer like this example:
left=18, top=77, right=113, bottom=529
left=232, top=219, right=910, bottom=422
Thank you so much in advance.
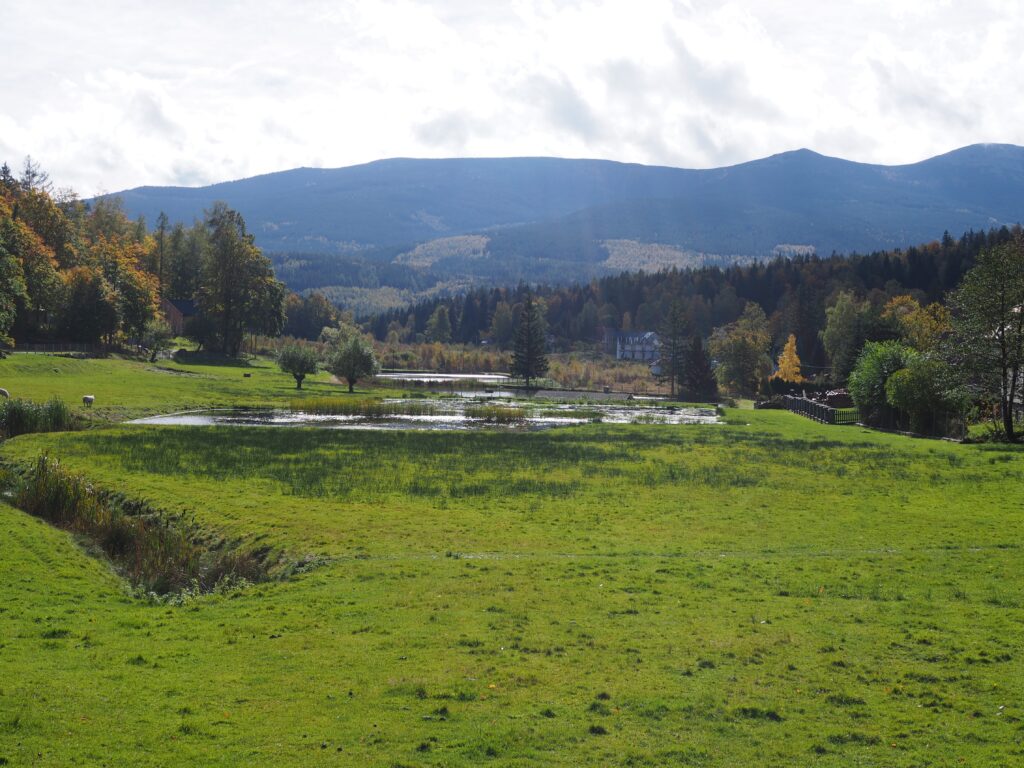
left=291, top=398, right=439, bottom=417
left=0, top=397, right=73, bottom=438
left=465, top=404, right=527, bottom=423
left=10, top=454, right=270, bottom=594
left=537, top=408, right=603, bottom=421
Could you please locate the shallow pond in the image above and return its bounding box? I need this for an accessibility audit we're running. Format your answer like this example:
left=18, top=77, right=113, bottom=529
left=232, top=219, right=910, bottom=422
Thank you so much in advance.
left=131, top=398, right=720, bottom=431
left=375, top=372, right=511, bottom=384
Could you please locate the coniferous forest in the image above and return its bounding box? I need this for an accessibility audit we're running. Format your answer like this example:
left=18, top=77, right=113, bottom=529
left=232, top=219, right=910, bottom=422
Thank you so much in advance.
left=367, top=226, right=1015, bottom=369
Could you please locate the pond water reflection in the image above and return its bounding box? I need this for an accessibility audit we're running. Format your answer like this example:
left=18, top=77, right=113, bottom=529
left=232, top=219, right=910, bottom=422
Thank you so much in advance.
left=131, top=398, right=720, bottom=431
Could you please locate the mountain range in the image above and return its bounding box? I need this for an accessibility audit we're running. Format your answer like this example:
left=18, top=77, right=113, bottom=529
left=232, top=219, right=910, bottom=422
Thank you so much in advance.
left=105, top=144, right=1024, bottom=314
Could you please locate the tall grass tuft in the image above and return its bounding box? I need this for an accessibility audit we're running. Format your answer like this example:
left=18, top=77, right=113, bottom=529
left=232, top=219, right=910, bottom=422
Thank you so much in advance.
left=464, top=404, right=527, bottom=423
left=291, top=397, right=439, bottom=417
left=9, top=454, right=271, bottom=594
left=0, top=397, right=73, bottom=438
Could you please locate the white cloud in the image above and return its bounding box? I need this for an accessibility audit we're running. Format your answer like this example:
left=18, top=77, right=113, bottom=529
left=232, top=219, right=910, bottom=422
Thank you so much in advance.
left=2, top=0, right=1022, bottom=191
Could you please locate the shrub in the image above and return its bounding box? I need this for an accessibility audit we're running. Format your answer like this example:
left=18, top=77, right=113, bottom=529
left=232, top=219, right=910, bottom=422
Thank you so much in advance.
left=325, top=334, right=379, bottom=393
left=849, top=341, right=965, bottom=434
left=884, top=357, right=965, bottom=434
left=141, top=318, right=174, bottom=362
left=848, top=341, right=917, bottom=422
left=0, top=397, right=73, bottom=438
left=277, top=344, right=319, bottom=389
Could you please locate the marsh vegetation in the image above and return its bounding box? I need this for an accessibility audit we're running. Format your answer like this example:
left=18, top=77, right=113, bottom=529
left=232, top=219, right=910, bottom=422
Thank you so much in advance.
left=0, top=396, right=73, bottom=438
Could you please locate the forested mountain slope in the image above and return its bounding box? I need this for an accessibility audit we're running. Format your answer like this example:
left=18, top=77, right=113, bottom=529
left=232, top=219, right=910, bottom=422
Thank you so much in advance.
left=106, top=145, right=1024, bottom=312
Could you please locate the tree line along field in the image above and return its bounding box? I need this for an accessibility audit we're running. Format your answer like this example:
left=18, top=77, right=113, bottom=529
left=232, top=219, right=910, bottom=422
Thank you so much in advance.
left=1, top=356, right=1023, bottom=766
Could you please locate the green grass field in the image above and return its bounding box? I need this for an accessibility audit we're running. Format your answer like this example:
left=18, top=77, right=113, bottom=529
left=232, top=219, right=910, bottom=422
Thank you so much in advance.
left=1, top=354, right=1023, bottom=766
left=0, top=351, right=355, bottom=421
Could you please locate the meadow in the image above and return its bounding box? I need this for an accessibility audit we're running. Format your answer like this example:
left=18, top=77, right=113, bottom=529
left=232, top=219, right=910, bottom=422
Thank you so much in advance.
left=1, top=354, right=1023, bottom=766
left=0, top=352, right=351, bottom=421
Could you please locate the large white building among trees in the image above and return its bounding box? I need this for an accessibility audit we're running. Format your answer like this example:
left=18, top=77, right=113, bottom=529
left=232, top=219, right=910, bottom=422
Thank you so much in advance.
left=608, top=331, right=660, bottom=361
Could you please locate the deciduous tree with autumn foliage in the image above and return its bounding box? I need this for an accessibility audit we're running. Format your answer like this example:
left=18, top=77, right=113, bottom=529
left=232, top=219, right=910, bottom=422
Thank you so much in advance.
left=770, top=334, right=805, bottom=383
left=0, top=158, right=285, bottom=355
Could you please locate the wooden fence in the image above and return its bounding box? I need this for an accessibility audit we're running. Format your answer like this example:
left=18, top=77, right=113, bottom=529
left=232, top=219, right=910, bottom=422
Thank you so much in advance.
left=865, top=404, right=966, bottom=440
left=13, top=342, right=112, bottom=354
left=782, top=396, right=860, bottom=425
left=10, top=342, right=165, bottom=358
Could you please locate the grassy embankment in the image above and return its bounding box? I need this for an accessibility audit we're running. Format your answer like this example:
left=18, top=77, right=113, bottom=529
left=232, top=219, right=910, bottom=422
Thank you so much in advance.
left=0, top=351, right=389, bottom=422
left=1, top=354, right=1023, bottom=766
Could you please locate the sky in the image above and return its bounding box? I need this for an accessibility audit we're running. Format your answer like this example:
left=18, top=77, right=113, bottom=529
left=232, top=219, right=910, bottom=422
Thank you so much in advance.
left=3, top=0, right=1022, bottom=194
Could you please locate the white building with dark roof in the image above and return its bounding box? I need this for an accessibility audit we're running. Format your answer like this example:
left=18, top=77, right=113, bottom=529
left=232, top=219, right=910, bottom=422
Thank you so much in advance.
left=615, top=331, right=660, bottom=361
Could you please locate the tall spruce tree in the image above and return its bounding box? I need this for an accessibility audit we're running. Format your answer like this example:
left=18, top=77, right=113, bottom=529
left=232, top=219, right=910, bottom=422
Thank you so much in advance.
left=153, top=211, right=168, bottom=298
left=169, top=222, right=204, bottom=300
left=197, top=202, right=284, bottom=356
left=511, top=292, right=548, bottom=388
left=658, top=300, right=689, bottom=397
left=681, top=335, right=718, bottom=402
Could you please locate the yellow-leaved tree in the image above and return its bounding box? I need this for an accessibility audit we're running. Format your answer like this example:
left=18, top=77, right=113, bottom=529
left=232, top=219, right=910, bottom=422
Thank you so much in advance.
left=770, top=333, right=805, bottom=383
left=881, top=295, right=951, bottom=351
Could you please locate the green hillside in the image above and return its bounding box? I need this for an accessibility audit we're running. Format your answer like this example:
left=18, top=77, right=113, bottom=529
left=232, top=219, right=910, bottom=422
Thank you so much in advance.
left=105, top=146, right=1024, bottom=307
